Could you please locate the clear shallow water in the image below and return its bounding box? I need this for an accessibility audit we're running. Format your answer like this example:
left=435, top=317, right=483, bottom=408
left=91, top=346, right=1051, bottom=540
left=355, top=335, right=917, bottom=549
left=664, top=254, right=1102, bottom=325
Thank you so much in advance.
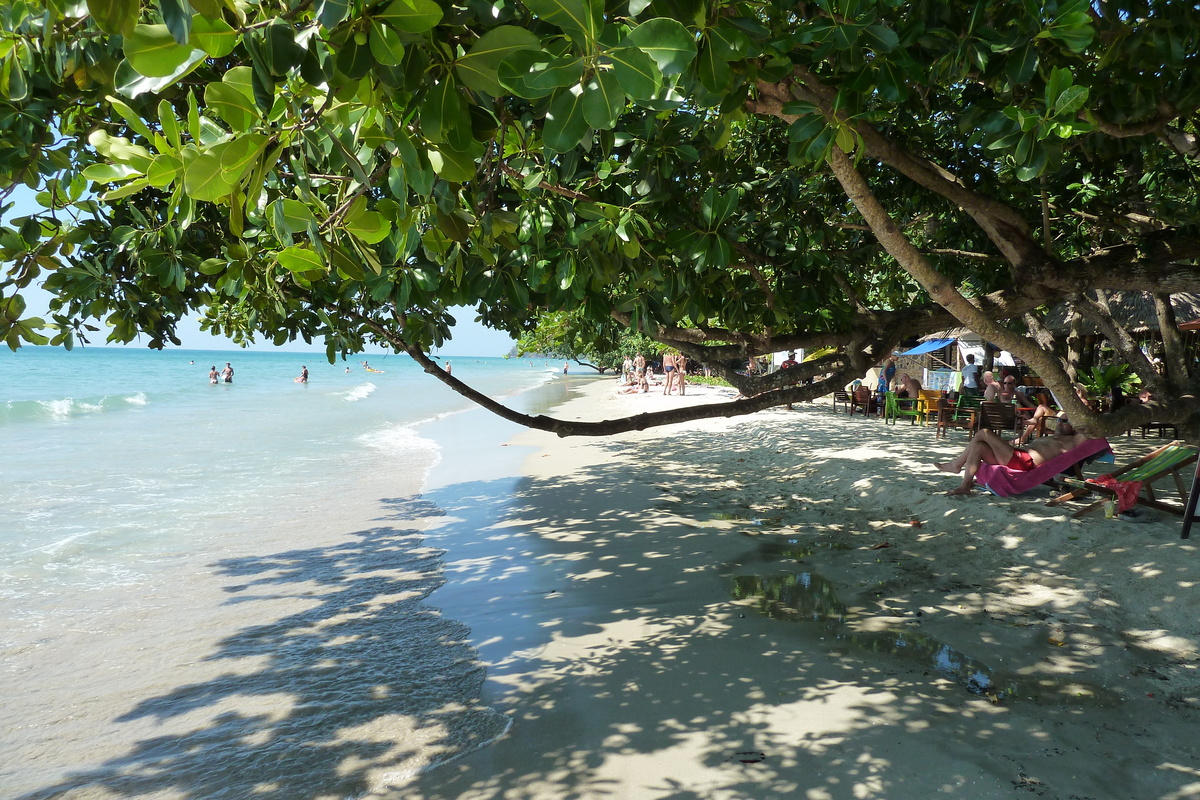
left=0, top=347, right=562, bottom=800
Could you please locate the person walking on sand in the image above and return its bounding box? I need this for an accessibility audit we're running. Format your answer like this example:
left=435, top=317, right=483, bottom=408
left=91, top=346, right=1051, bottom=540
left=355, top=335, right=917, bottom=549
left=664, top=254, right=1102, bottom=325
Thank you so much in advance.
left=936, top=418, right=1089, bottom=495
left=221, top=362, right=234, bottom=383
left=662, top=351, right=677, bottom=394
left=208, top=365, right=219, bottom=384
left=675, top=352, right=688, bottom=396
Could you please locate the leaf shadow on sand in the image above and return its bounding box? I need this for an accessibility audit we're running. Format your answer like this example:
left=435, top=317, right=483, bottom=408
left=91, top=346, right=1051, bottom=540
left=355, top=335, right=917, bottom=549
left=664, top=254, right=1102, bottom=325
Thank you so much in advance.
left=396, top=413, right=1200, bottom=800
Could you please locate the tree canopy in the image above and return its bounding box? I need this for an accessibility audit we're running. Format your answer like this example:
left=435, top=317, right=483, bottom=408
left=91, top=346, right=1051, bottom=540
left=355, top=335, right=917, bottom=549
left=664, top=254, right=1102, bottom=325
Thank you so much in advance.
left=1, top=0, right=1199, bottom=436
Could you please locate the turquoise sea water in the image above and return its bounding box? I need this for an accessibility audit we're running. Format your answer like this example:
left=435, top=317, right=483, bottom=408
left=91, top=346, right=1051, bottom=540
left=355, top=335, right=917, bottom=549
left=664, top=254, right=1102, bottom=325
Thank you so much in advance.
left=0, top=346, right=564, bottom=799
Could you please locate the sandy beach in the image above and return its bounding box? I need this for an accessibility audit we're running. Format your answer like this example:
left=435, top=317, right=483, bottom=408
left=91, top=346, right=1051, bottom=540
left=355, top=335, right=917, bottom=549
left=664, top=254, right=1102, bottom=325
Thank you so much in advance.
left=391, top=375, right=1200, bottom=799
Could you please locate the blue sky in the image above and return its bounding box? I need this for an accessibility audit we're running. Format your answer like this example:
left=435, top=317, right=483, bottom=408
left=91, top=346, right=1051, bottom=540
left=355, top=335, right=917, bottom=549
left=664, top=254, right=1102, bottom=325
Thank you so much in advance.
left=4, top=189, right=517, bottom=357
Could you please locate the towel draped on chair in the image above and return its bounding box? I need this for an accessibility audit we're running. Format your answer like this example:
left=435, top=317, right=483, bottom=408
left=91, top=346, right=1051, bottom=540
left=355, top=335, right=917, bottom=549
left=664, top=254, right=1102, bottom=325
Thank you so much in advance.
left=976, top=438, right=1113, bottom=498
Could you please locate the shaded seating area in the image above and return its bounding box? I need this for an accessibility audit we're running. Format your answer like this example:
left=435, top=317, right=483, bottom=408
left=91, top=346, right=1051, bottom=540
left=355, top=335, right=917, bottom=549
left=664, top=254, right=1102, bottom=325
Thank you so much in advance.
left=832, top=390, right=851, bottom=413
left=976, top=437, right=1113, bottom=498
left=935, top=394, right=983, bottom=438
left=1046, top=440, right=1198, bottom=517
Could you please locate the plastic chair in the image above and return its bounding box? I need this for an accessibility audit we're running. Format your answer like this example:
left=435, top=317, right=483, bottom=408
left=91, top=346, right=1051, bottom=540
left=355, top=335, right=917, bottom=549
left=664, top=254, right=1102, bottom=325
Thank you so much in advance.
left=884, top=391, right=921, bottom=425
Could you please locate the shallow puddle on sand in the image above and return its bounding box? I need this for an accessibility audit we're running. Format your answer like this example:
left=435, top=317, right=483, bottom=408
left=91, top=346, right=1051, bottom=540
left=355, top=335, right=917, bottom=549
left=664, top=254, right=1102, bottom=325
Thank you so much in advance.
left=725, top=542, right=1119, bottom=706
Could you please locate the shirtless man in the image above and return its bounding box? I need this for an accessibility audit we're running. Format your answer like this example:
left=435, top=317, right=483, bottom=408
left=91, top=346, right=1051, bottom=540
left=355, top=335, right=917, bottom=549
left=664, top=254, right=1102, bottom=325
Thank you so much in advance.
left=221, top=362, right=234, bottom=383
left=898, top=372, right=921, bottom=398
left=936, top=418, right=1089, bottom=496
left=981, top=371, right=1000, bottom=400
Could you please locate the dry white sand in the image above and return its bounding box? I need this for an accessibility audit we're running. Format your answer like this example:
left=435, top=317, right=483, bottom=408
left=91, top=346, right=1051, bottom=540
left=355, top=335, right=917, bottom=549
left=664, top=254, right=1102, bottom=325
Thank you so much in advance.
left=393, top=376, right=1200, bottom=800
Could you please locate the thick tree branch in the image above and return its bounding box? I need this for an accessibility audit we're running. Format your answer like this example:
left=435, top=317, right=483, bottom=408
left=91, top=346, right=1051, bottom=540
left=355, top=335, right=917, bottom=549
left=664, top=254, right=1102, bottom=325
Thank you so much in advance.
left=1153, top=292, right=1190, bottom=391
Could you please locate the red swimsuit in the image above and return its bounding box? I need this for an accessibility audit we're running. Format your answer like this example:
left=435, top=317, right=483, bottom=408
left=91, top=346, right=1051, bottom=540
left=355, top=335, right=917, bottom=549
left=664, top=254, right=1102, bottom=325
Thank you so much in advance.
left=1006, top=448, right=1036, bottom=471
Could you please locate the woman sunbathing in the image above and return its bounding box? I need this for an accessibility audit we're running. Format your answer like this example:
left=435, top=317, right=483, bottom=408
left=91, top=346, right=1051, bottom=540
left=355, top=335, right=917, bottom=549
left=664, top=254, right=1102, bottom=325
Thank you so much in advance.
left=936, top=420, right=1089, bottom=496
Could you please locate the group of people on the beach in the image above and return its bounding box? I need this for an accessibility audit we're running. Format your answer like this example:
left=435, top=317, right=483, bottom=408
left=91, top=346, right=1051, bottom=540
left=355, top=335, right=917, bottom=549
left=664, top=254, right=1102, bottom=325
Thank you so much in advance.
left=866, top=353, right=1119, bottom=497
left=618, top=351, right=688, bottom=395
left=204, top=362, right=312, bottom=384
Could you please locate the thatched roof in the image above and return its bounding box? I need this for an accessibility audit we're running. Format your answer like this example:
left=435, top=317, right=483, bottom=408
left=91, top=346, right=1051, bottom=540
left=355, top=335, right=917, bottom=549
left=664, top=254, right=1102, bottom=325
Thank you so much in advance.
left=921, top=293, right=1200, bottom=341
left=1042, top=292, right=1200, bottom=335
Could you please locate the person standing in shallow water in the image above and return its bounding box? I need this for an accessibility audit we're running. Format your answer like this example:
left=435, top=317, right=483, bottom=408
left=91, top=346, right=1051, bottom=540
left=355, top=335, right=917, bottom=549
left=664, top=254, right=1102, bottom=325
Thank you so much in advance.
left=295, top=365, right=308, bottom=383
left=208, top=365, right=219, bottom=384
left=221, top=362, right=234, bottom=383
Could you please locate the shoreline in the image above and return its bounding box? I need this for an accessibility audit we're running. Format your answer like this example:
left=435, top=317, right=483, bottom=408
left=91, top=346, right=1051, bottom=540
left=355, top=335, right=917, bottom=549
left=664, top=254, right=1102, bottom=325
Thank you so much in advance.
left=393, top=377, right=1200, bottom=799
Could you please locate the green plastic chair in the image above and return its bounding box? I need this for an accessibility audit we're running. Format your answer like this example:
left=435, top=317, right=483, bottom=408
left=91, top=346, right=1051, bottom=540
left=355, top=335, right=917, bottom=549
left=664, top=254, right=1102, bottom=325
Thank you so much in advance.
left=884, top=391, right=921, bottom=425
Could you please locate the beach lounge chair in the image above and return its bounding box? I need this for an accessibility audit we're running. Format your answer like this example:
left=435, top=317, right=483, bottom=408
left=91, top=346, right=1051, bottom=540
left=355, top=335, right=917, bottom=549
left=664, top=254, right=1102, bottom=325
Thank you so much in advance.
left=884, top=391, right=921, bottom=425
left=1046, top=440, right=1198, bottom=518
left=976, top=437, right=1113, bottom=498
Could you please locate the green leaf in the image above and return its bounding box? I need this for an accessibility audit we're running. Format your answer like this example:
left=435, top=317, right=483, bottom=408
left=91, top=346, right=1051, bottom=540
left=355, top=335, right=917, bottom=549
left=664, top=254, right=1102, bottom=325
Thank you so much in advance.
left=345, top=207, right=393, bottom=244
left=861, top=23, right=898, bottom=53
left=334, top=37, right=374, bottom=80
left=581, top=71, right=624, bottom=129
left=708, top=21, right=750, bottom=61
left=608, top=46, right=662, bottom=100
left=187, top=0, right=222, bottom=18
left=426, top=138, right=482, bottom=182
left=105, top=95, right=156, bottom=142
left=621, top=18, right=697, bottom=77
left=124, top=24, right=200, bottom=78
left=456, top=26, right=541, bottom=97
left=270, top=198, right=318, bottom=233
left=1053, top=85, right=1089, bottom=117
left=315, top=0, right=351, bottom=29
left=696, top=43, right=729, bottom=93
left=497, top=50, right=558, bottom=99
left=525, top=56, right=584, bottom=91
left=146, top=154, right=182, bottom=187
left=88, top=130, right=154, bottom=171
left=160, top=0, right=192, bottom=45
left=420, top=76, right=470, bottom=144
left=183, top=150, right=236, bottom=201
left=377, top=0, right=443, bottom=34
left=205, top=81, right=258, bottom=132
left=219, top=134, right=268, bottom=184
left=101, top=177, right=150, bottom=201
left=369, top=20, right=406, bottom=66
left=266, top=19, right=306, bottom=75
left=81, top=163, right=143, bottom=183
left=6, top=58, right=28, bottom=102
left=523, top=0, right=602, bottom=43
left=1006, top=43, right=1038, bottom=85
left=276, top=246, right=327, bottom=273
left=544, top=83, right=589, bottom=153
left=87, top=0, right=138, bottom=37
left=190, top=16, right=239, bottom=58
